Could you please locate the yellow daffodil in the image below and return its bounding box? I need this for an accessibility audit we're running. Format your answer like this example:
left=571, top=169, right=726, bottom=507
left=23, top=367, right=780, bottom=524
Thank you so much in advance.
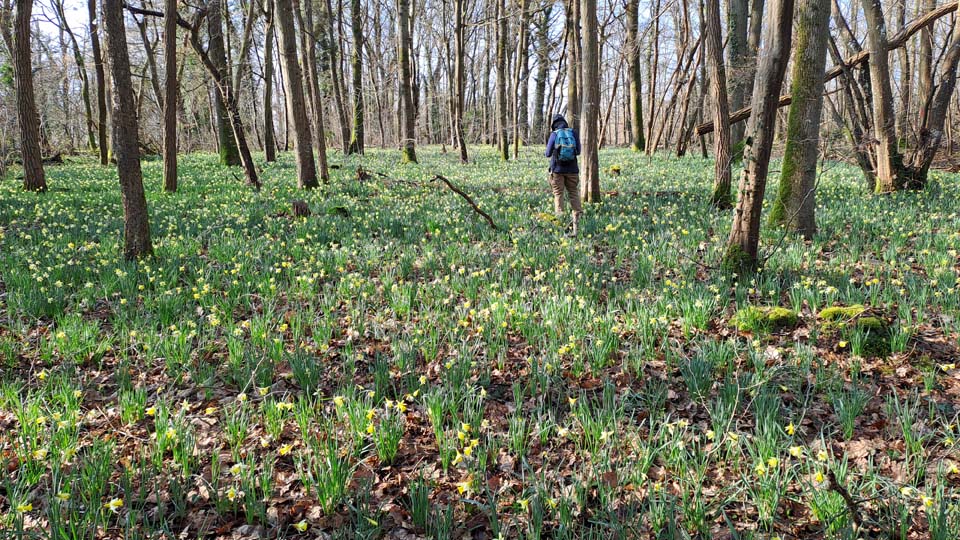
left=104, top=497, right=123, bottom=512
left=293, top=520, right=308, bottom=532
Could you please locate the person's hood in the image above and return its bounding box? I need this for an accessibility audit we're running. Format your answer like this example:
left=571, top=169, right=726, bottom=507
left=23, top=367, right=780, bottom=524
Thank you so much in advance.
left=551, top=114, right=569, bottom=130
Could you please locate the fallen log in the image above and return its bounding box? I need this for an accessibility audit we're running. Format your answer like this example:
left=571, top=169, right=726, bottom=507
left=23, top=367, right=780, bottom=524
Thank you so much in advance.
left=695, top=1, right=959, bottom=136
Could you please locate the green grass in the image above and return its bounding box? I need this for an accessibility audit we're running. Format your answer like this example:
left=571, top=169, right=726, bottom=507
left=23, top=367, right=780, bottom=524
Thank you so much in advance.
left=1, top=146, right=960, bottom=538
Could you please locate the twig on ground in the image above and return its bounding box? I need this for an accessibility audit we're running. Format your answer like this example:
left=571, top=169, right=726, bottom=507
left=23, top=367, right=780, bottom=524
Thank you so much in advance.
left=432, top=175, right=500, bottom=231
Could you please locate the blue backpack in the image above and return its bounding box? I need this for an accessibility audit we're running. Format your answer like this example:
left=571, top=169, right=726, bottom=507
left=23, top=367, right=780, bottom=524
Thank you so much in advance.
left=554, top=128, right=577, bottom=162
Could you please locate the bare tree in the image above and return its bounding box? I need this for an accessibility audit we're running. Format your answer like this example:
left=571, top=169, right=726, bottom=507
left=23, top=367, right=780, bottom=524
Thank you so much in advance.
left=348, top=0, right=365, bottom=154
left=104, top=0, right=153, bottom=259
left=262, top=0, right=277, bottom=162
left=162, top=0, right=178, bottom=192
left=705, top=0, right=732, bottom=208
left=89, top=0, right=109, bottom=165
left=724, top=0, right=794, bottom=272
left=626, top=0, right=645, bottom=152
left=2, top=0, right=47, bottom=192
left=580, top=0, right=601, bottom=202
left=770, top=0, right=831, bottom=237
left=453, top=0, right=469, bottom=162
left=495, top=0, right=509, bottom=160
left=397, top=0, right=417, bottom=162
left=276, top=0, right=318, bottom=188
left=207, top=0, right=240, bottom=166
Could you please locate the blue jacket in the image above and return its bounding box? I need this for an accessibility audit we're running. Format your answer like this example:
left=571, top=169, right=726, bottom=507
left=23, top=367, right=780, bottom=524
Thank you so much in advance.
left=545, top=115, right=581, bottom=174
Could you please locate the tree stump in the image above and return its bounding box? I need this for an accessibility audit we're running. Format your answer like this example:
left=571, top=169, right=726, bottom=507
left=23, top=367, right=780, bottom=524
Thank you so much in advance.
left=291, top=200, right=311, bottom=218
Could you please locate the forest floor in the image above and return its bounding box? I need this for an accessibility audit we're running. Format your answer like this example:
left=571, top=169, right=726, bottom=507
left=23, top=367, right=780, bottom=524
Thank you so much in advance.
left=1, top=147, right=960, bottom=539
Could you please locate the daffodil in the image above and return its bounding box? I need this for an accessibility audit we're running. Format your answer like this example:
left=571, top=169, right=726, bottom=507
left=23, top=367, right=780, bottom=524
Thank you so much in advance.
left=293, top=520, right=308, bottom=532
left=104, top=497, right=123, bottom=512
left=16, top=502, right=32, bottom=513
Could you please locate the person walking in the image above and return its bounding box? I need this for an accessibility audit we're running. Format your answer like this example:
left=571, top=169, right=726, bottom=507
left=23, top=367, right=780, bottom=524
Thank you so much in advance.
left=545, top=114, right=582, bottom=236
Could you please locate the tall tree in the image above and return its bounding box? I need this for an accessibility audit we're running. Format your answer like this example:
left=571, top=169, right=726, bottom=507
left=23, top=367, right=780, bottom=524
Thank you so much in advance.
left=724, top=0, right=794, bottom=272
left=263, top=0, right=277, bottom=162
left=162, top=0, right=178, bottom=192
left=52, top=0, right=96, bottom=153
left=397, top=0, right=417, bottom=163
left=770, top=0, right=831, bottom=237
left=705, top=0, right=732, bottom=208
left=495, top=0, right=510, bottom=160
left=347, top=0, right=365, bottom=154
left=564, top=0, right=580, bottom=127
left=580, top=0, right=600, bottom=202
left=104, top=0, right=153, bottom=259
left=276, top=0, right=319, bottom=188
left=860, top=0, right=903, bottom=192
left=453, top=0, right=469, bottom=162
left=727, top=0, right=750, bottom=144
left=89, top=0, right=109, bottom=165
left=532, top=0, right=552, bottom=144
left=207, top=0, right=241, bottom=166
left=626, top=0, right=645, bottom=152
left=4, top=0, right=47, bottom=192
left=512, top=0, right=531, bottom=157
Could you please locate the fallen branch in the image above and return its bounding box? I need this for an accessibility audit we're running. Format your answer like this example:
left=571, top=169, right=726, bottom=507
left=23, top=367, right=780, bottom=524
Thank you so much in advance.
left=827, top=470, right=864, bottom=534
left=695, top=1, right=959, bottom=135
left=432, top=175, right=500, bottom=231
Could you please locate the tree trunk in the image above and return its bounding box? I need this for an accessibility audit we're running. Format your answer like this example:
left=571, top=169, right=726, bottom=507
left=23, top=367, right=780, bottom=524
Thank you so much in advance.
left=495, top=0, right=510, bottom=160
left=580, top=0, right=600, bottom=202
left=906, top=9, right=960, bottom=183
left=397, top=0, right=418, bottom=162
left=263, top=0, right=277, bottom=162
left=918, top=0, right=935, bottom=129
left=347, top=0, right=365, bottom=154
left=162, top=0, right=178, bottom=192
left=11, top=0, right=46, bottom=192
left=104, top=0, right=153, bottom=259
left=724, top=0, right=794, bottom=272
left=705, top=0, right=732, bottom=208
left=565, top=0, right=580, bottom=127
left=53, top=0, right=96, bottom=153
left=454, top=0, right=469, bottom=162
left=276, top=0, right=319, bottom=189
left=89, top=0, right=109, bottom=165
left=626, top=0, right=645, bottom=152
left=323, top=0, right=351, bottom=152
left=770, top=0, right=830, bottom=238
left=727, top=0, right=750, bottom=144
left=645, top=0, right=661, bottom=153
left=532, top=1, right=552, bottom=144
left=861, top=0, right=904, bottom=192
left=207, top=0, right=241, bottom=166
left=512, top=0, right=530, bottom=158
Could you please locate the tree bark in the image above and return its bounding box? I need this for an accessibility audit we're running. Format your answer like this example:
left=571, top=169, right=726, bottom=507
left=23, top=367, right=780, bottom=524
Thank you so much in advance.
left=163, top=0, right=178, bottom=192
left=263, top=0, right=277, bottom=162
left=580, top=0, right=600, bottom=202
left=770, top=0, right=830, bottom=238
left=495, top=0, right=510, bottom=160
left=397, top=0, right=417, bottom=162
left=53, top=0, right=96, bottom=153
left=705, top=0, right=732, bottom=208
left=626, top=0, right=645, bottom=152
left=104, top=0, right=153, bottom=259
left=89, top=0, right=109, bottom=165
left=207, top=0, right=241, bottom=166
left=727, top=0, right=750, bottom=144
left=861, top=0, right=904, bottom=192
left=724, top=0, right=794, bottom=272
left=565, top=0, right=580, bottom=127
left=10, top=0, right=46, bottom=192
left=512, top=0, right=530, bottom=158
left=453, top=0, right=469, bottom=162
left=276, top=0, right=319, bottom=189
left=347, top=0, right=365, bottom=154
